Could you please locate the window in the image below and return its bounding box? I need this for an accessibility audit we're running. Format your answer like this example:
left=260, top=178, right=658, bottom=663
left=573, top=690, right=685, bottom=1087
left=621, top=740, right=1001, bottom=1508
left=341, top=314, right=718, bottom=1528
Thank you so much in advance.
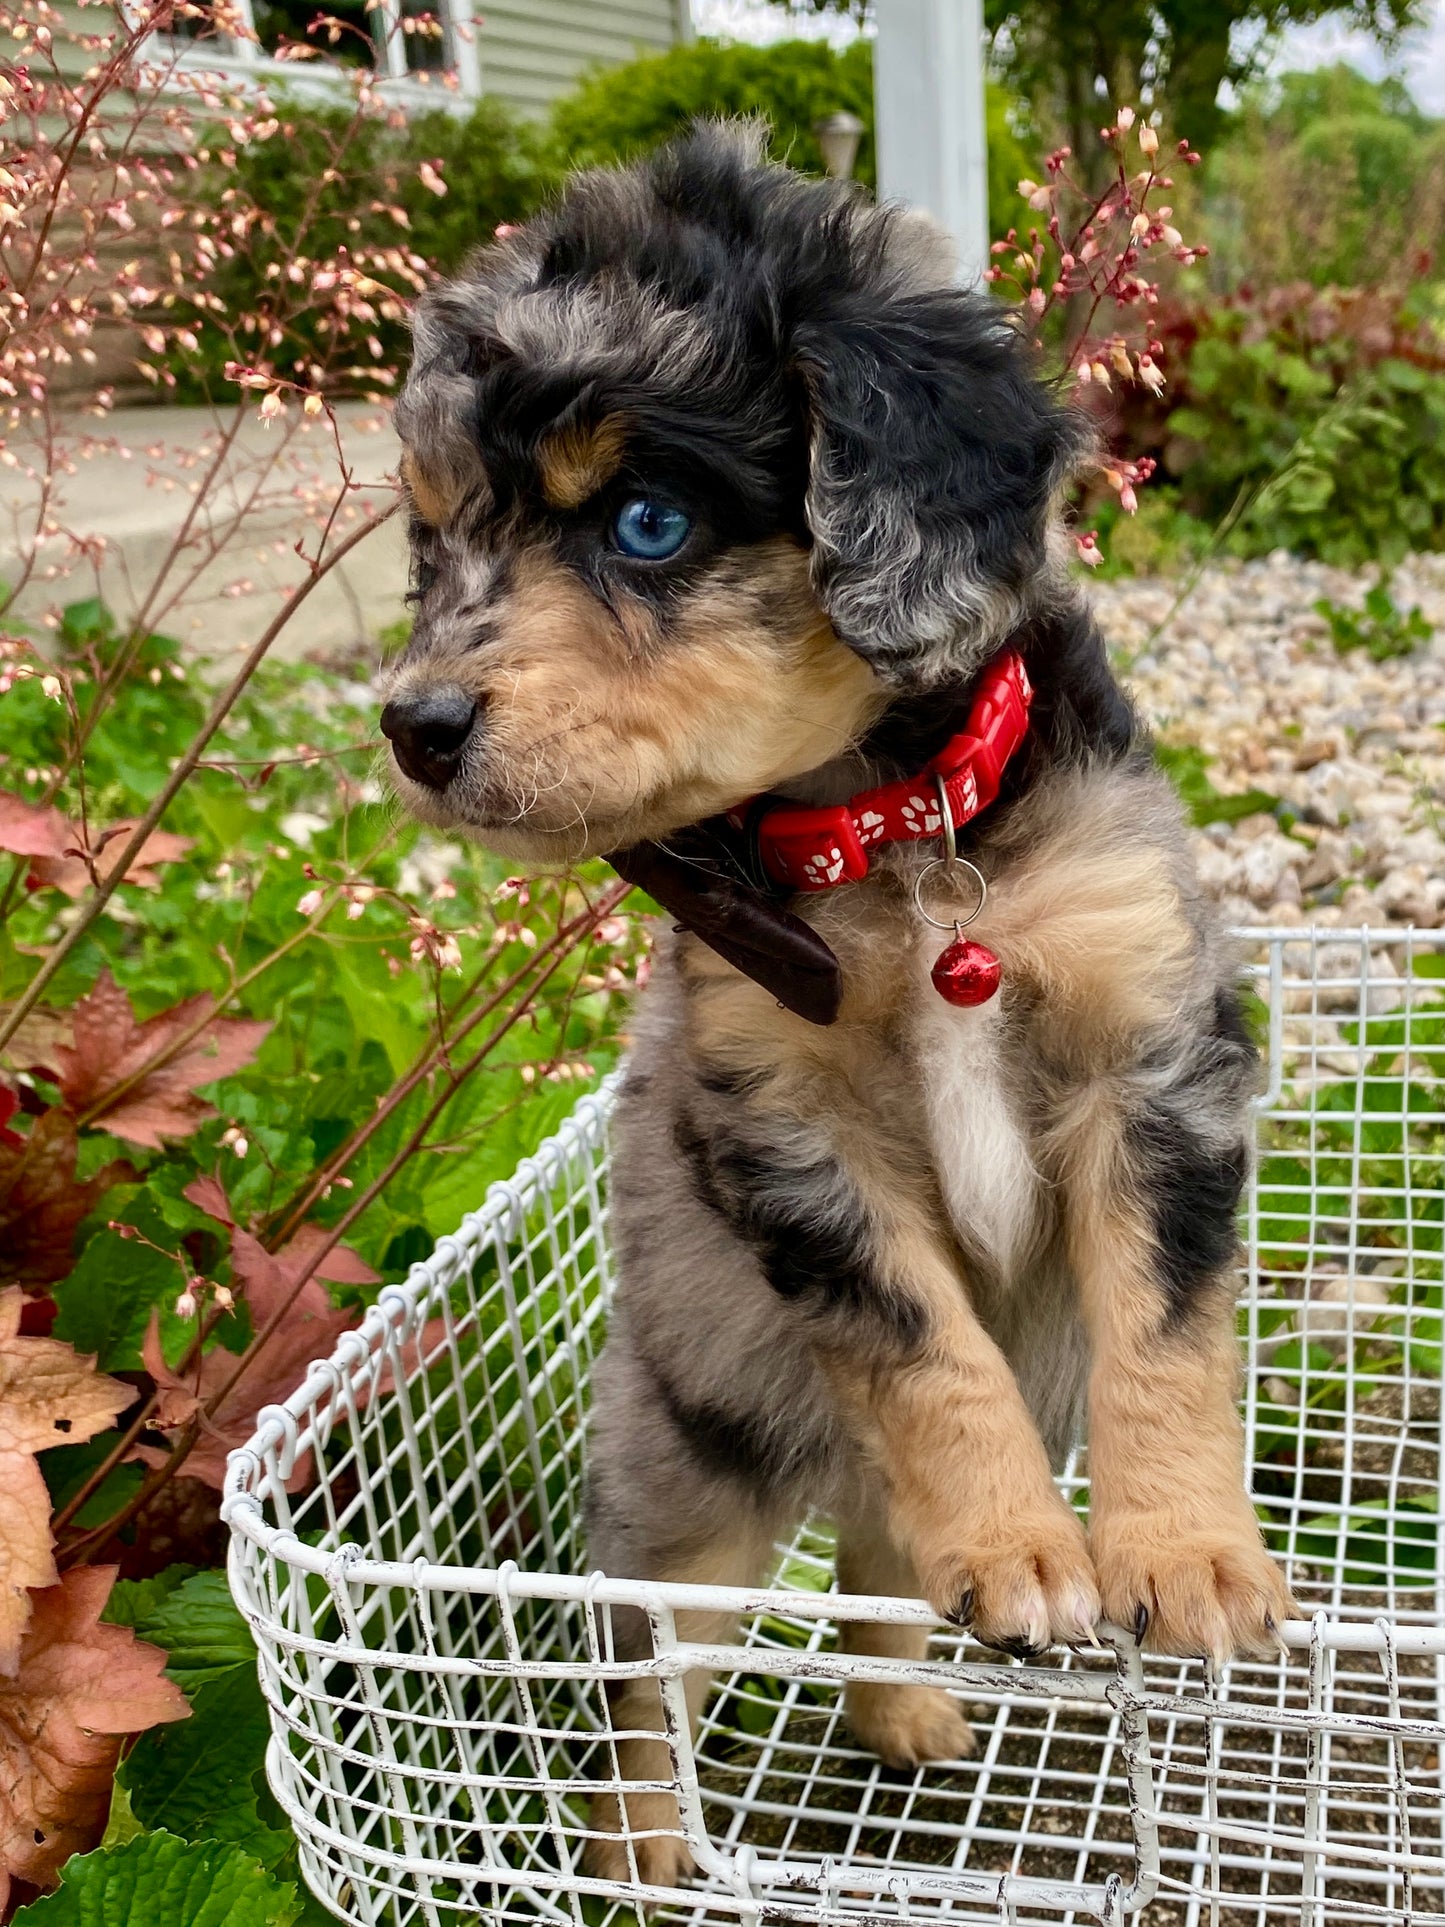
left=141, top=0, right=478, bottom=103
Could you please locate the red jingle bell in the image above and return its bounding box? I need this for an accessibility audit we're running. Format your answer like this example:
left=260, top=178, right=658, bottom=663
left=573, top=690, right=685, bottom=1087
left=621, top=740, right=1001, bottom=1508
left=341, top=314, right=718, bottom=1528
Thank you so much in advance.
left=931, top=935, right=1001, bottom=1007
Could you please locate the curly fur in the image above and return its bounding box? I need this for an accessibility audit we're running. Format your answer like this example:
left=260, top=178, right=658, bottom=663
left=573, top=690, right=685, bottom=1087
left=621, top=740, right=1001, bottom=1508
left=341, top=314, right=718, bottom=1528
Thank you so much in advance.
left=381, top=123, right=1293, bottom=1892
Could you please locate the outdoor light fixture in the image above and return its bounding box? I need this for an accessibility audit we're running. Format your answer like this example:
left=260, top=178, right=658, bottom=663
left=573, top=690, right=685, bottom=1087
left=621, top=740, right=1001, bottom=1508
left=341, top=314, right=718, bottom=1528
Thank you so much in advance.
left=813, top=110, right=866, bottom=180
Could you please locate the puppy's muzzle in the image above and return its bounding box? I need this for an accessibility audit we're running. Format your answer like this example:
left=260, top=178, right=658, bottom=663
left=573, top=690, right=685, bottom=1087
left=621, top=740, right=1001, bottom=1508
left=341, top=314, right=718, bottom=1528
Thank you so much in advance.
left=380, top=686, right=479, bottom=790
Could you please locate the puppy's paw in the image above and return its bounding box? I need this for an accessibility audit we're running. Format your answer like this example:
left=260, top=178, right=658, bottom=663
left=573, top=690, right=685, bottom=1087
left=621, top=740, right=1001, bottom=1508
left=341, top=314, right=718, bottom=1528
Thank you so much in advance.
left=584, top=1789, right=696, bottom=1894
left=1093, top=1511, right=1295, bottom=1662
left=920, top=1500, right=1100, bottom=1658
left=844, top=1681, right=975, bottom=1770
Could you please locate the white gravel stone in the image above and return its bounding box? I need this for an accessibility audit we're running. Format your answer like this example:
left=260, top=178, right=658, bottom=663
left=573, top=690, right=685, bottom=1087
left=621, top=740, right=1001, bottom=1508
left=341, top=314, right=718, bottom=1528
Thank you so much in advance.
left=1098, top=553, right=1445, bottom=932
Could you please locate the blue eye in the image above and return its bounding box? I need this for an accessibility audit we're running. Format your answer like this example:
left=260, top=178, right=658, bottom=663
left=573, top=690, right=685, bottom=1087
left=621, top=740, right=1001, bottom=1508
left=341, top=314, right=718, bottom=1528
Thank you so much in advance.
left=612, top=498, right=690, bottom=560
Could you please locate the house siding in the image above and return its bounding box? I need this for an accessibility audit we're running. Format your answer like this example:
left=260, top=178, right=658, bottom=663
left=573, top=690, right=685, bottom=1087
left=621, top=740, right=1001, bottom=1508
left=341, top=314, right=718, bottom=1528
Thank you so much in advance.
left=477, top=0, right=685, bottom=114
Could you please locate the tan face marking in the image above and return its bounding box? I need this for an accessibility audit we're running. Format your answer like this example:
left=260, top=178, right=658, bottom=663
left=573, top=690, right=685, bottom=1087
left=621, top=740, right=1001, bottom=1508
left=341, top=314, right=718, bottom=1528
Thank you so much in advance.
left=537, top=415, right=629, bottom=511
left=391, top=538, right=887, bottom=860
left=398, top=448, right=460, bottom=529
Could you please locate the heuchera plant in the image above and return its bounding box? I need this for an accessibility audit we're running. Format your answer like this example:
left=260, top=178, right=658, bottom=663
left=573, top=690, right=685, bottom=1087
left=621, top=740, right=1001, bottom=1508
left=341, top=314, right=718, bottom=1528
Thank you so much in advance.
left=987, top=105, right=1208, bottom=565
left=0, top=4, right=641, bottom=1917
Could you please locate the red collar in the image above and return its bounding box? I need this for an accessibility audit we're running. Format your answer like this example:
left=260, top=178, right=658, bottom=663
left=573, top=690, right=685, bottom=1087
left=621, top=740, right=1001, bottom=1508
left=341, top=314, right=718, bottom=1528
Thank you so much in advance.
left=738, top=651, right=1033, bottom=893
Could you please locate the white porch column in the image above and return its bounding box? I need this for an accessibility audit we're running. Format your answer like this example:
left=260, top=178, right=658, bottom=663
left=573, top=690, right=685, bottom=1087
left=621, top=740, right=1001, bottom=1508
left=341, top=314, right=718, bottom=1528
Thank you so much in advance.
left=873, top=0, right=990, bottom=285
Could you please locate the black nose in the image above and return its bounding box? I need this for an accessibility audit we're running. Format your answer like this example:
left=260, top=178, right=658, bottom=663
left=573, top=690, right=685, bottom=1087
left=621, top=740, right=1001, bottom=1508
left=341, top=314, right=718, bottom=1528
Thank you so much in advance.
left=380, top=687, right=478, bottom=790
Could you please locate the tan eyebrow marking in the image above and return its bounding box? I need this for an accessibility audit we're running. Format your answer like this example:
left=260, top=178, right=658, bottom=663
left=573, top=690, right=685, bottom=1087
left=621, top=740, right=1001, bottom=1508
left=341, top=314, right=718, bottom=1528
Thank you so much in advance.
left=398, top=448, right=461, bottom=529
left=537, top=415, right=629, bottom=512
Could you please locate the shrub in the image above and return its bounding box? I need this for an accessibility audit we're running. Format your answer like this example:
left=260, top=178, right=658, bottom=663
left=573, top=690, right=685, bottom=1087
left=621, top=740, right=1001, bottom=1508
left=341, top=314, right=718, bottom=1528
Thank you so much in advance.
left=1085, top=283, right=1445, bottom=566
left=1, top=9, right=644, bottom=1908
left=167, top=96, right=552, bottom=401
left=548, top=37, right=878, bottom=184
left=546, top=37, right=1035, bottom=251
left=1205, top=67, right=1445, bottom=291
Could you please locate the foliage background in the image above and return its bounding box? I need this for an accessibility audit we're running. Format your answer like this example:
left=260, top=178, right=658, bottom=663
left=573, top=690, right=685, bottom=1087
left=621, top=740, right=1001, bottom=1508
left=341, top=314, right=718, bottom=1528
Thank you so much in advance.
left=4, top=4, right=1444, bottom=1921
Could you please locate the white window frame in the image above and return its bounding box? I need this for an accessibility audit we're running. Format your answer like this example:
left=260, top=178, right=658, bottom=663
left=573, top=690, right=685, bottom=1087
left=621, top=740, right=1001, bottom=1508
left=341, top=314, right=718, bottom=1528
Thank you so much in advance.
left=135, top=0, right=480, bottom=113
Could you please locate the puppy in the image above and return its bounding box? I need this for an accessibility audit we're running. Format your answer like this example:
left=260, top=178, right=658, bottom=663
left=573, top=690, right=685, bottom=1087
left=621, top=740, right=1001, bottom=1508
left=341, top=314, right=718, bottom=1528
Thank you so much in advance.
left=382, top=122, right=1293, bottom=1889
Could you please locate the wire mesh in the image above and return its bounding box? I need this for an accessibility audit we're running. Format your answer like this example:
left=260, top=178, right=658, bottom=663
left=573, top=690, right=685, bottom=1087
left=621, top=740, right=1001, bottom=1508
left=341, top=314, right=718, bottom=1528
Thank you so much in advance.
left=223, top=927, right=1445, bottom=1927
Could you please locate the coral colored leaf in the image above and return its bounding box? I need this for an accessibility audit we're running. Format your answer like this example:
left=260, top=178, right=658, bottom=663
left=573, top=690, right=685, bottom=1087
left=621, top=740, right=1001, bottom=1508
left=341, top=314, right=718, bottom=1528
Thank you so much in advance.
left=53, top=972, right=270, bottom=1149
left=0, top=1567, right=188, bottom=1901
left=0, top=1111, right=132, bottom=1291
left=0, top=793, right=71, bottom=861
left=134, top=1292, right=350, bottom=1494
left=0, top=1291, right=136, bottom=1671
left=26, top=824, right=195, bottom=900
left=8, top=1830, right=303, bottom=1926
left=0, top=1004, right=71, bottom=1081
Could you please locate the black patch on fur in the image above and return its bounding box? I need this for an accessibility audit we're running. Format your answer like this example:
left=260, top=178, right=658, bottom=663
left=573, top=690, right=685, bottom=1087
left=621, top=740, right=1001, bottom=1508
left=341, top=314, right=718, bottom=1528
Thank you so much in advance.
left=860, top=600, right=1141, bottom=810
left=402, top=123, right=1088, bottom=676
left=647, top=1361, right=798, bottom=1493
left=1132, top=1113, right=1248, bottom=1323
left=694, top=1060, right=767, bottom=1101
left=1128, top=988, right=1258, bottom=1325
left=672, top=1110, right=928, bottom=1351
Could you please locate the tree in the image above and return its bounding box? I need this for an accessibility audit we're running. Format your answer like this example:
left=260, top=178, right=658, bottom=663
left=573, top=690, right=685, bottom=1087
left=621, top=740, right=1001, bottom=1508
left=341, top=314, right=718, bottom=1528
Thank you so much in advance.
left=760, top=0, right=1426, bottom=162
left=997, top=0, right=1427, bottom=158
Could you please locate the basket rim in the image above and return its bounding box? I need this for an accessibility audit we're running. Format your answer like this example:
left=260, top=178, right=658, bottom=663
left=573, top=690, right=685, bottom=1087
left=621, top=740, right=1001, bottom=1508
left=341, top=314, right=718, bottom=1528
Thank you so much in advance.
left=222, top=923, right=1445, bottom=1658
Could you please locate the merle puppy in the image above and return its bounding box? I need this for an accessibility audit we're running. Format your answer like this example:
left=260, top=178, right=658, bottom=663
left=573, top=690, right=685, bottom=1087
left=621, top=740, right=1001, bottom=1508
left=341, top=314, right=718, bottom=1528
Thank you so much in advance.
left=381, top=122, right=1292, bottom=1887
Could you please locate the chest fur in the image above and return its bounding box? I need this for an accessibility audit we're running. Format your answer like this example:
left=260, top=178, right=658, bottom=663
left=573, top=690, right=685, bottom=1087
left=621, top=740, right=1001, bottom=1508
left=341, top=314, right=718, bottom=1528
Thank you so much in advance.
left=903, top=926, right=1043, bottom=1284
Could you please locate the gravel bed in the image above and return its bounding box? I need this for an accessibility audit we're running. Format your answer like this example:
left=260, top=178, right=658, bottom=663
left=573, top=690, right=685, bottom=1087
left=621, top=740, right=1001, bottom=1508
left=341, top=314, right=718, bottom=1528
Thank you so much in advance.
left=1095, top=551, right=1445, bottom=931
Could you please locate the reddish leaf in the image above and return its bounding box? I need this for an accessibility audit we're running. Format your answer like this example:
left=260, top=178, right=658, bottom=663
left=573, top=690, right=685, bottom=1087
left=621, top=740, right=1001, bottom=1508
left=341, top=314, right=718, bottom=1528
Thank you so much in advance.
left=248, top=1224, right=379, bottom=1293
left=181, top=1173, right=234, bottom=1228
left=0, top=1565, right=188, bottom=1904
left=0, top=1003, right=71, bottom=1082
left=0, top=1290, right=135, bottom=1672
left=0, top=1109, right=132, bottom=1291
left=0, top=792, right=70, bottom=861
left=28, top=822, right=194, bottom=898
left=0, top=1087, right=22, bottom=1152
left=54, top=971, right=270, bottom=1148
left=133, top=1226, right=372, bottom=1491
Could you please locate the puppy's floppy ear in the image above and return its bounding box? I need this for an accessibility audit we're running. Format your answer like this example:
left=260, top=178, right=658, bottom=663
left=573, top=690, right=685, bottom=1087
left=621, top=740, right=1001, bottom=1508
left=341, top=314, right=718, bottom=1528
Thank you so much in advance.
left=794, top=284, right=1088, bottom=684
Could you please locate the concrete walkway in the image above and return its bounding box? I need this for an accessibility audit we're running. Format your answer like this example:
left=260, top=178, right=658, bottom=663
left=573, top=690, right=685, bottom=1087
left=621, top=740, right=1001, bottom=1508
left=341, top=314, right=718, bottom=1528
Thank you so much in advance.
left=2, top=403, right=408, bottom=662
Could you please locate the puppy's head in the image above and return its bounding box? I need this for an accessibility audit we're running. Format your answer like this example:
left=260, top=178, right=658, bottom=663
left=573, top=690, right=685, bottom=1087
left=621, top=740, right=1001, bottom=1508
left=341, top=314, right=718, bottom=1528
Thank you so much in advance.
left=384, top=122, right=1086, bottom=861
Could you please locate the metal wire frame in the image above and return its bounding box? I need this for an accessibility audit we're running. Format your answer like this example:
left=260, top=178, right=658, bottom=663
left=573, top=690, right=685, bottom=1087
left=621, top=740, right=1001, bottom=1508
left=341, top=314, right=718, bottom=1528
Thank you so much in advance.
left=223, top=927, right=1445, bottom=1927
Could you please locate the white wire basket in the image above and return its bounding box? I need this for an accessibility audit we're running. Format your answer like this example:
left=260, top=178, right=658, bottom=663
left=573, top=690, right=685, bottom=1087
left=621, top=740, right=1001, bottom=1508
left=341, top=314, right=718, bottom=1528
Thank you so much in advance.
left=223, top=926, right=1445, bottom=1927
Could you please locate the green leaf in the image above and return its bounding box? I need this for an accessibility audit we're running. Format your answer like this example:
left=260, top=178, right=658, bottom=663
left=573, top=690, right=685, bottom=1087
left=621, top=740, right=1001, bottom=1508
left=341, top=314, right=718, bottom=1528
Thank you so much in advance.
left=132, top=1570, right=257, bottom=1689
left=11, top=1832, right=303, bottom=1927
left=39, top=1437, right=145, bottom=1530
left=98, top=1783, right=143, bottom=1852
left=121, top=1666, right=291, bottom=1871
left=102, top=1565, right=199, bottom=1631
left=52, top=1223, right=180, bottom=1372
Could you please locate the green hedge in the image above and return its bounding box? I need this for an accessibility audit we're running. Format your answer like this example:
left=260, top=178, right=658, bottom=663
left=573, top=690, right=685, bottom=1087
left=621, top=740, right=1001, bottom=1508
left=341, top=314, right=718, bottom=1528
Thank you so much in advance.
left=169, top=38, right=1038, bottom=398
left=170, top=97, right=548, bottom=400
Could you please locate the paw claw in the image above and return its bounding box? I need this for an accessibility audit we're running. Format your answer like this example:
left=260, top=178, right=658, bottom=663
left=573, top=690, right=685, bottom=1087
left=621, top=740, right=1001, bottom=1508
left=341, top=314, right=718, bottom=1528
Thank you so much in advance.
left=1095, top=1512, right=1294, bottom=1663
left=921, top=1499, right=1099, bottom=1658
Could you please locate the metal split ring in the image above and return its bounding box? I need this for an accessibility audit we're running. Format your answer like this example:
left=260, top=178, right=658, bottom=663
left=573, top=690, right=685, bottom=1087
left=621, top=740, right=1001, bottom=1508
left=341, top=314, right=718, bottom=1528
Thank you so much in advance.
left=912, top=774, right=987, bottom=931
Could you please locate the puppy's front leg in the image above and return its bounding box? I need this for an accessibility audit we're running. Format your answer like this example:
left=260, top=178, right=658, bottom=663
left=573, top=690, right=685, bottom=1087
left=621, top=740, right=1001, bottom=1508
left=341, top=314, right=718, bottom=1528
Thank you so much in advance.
left=1065, top=1128, right=1294, bottom=1660
left=820, top=1220, right=1098, bottom=1656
